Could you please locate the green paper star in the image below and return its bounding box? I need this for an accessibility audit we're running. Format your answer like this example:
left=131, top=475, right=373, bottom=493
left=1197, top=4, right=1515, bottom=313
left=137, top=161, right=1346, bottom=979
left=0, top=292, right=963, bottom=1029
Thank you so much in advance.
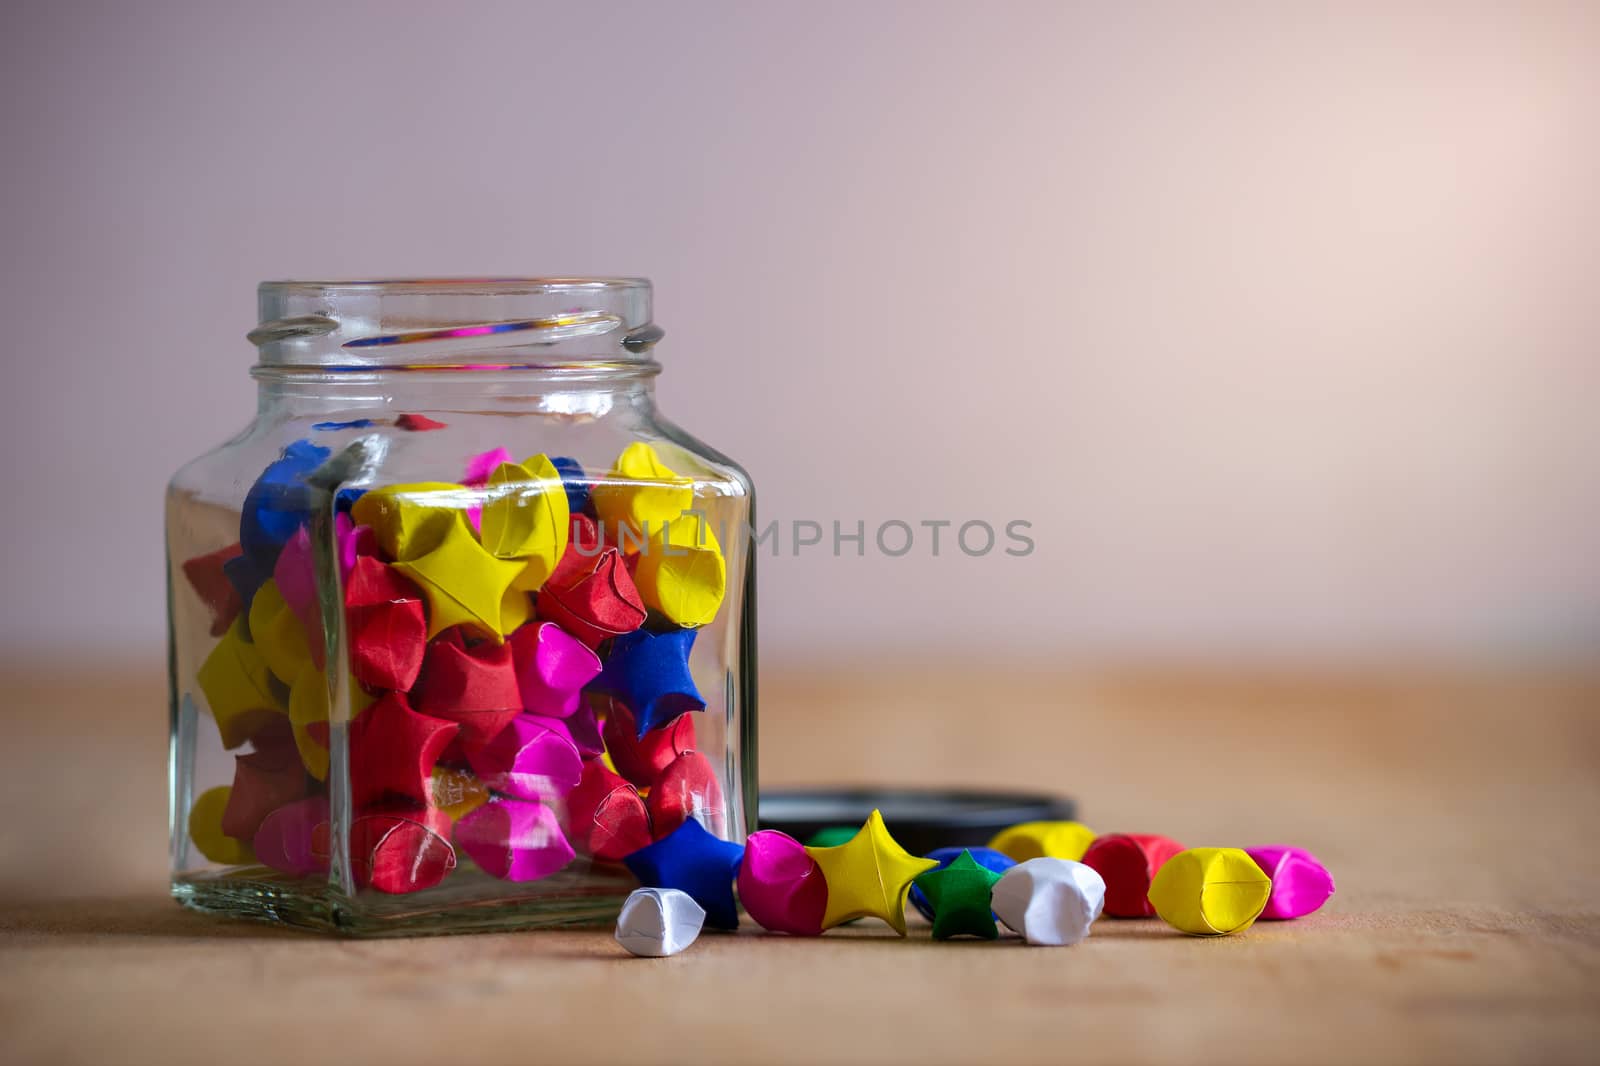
left=914, top=850, right=1003, bottom=940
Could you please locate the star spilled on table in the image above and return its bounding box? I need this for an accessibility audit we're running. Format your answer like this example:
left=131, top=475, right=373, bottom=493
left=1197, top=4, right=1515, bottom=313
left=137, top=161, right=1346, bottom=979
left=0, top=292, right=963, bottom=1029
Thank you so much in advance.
left=624, top=818, right=745, bottom=930
left=593, top=628, right=706, bottom=738
left=393, top=512, right=527, bottom=641
left=804, top=809, right=939, bottom=936
left=348, top=692, right=459, bottom=808
left=913, top=850, right=1005, bottom=940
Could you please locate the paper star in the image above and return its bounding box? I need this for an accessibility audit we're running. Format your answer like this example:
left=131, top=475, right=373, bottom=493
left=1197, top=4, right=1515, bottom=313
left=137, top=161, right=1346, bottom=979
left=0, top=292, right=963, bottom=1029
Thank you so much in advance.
left=350, top=481, right=472, bottom=561
left=987, top=820, right=1098, bottom=863
left=188, top=786, right=254, bottom=866
left=348, top=692, right=459, bottom=807
left=738, top=830, right=827, bottom=936
left=396, top=413, right=446, bottom=431
left=1245, top=845, right=1335, bottom=920
left=465, top=713, right=583, bottom=801
left=509, top=621, right=601, bottom=718
left=1081, top=833, right=1186, bottom=918
left=804, top=809, right=939, bottom=935
left=632, top=513, right=727, bottom=627
left=463, top=447, right=514, bottom=486
left=566, top=761, right=654, bottom=862
left=347, top=805, right=456, bottom=894
left=615, top=887, right=706, bottom=957
left=1147, top=847, right=1272, bottom=936
left=410, top=633, right=523, bottom=746
left=550, top=456, right=591, bottom=512
left=600, top=698, right=696, bottom=788
left=345, top=556, right=428, bottom=691
left=646, top=750, right=724, bottom=840
left=914, top=850, right=1004, bottom=940
left=271, top=525, right=322, bottom=659
left=394, top=513, right=526, bottom=641
left=536, top=544, right=647, bottom=648
left=253, top=795, right=329, bottom=878
left=625, top=817, right=744, bottom=930
left=247, top=578, right=313, bottom=685
left=220, top=733, right=308, bottom=841
left=592, top=628, right=705, bottom=738
left=991, top=858, right=1106, bottom=946
left=181, top=542, right=245, bottom=636
left=909, top=846, right=1016, bottom=922
left=239, top=439, right=329, bottom=574
left=479, top=454, right=568, bottom=585
left=591, top=442, right=695, bottom=540
left=196, top=617, right=286, bottom=749
left=455, top=797, right=576, bottom=882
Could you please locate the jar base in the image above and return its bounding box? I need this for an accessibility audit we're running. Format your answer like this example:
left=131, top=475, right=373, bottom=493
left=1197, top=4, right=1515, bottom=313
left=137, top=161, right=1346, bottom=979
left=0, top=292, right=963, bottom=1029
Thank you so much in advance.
left=172, top=867, right=635, bottom=937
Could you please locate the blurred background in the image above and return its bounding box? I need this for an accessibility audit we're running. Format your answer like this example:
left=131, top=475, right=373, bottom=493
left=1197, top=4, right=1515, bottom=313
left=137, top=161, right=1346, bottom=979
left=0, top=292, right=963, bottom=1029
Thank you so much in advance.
left=1, top=0, right=1597, bottom=672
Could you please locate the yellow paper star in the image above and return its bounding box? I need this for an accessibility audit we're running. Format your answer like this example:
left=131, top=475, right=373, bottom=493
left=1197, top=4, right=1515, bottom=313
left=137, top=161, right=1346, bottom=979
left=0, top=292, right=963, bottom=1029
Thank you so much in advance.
left=632, top=512, right=727, bottom=627
left=479, top=455, right=569, bottom=591
left=591, top=442, right=694, bottom=540
left=430, top=766, right=491, bottom=821
left=987, top=820, right=1097, bottom=863
left=288, top=665, right=374, bottom=781
left=394, top=513, right=527, bottom=641
left=804, top=809, right=938, bottom=935
left=248, top=578, right=311, bottom=685
left=351, top=481, right=472, bottom=561
left=197, top=617, right=286, bottom=749
left=188, top=786, right=254, bottom=866
left=1147, top=847, right=1273, bottom=936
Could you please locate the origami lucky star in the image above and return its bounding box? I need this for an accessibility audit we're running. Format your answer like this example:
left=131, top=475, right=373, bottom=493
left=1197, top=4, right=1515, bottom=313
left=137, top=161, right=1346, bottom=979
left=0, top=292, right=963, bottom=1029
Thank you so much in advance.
left=348, top=692, right=460, bottom=808
left=645, top=750, right=723, bottom=840
left=189, top=785, right=254, bottom=865
left=914, top=850, right=1004, bottom=940
left=509, top=622, right=601, bottom=718
left=271, top=526, right=323, bottom=661
left=479, top=455, right=569, bottom=588
left=220, top=736, right=308, bottom=841
left=987, top=820, right=1098, bottom=864
left=196, top=618, right=287, bottom=749
left=600, top=699, right=696, bottom=788
left=565, top=760, right=654, bottom=862
left=394, top=513, right=527, bottom=641
left=253, top=795, right=329, bottom=878
left=182, top=542, right=245, bottom=636
left=1081, top=833, right=1186, bottom=918
left=346, top=805, right=457, bottom=894
left=591, top=442, right=695, bottom=539
left=1245, top=845, right=1335, bottom=920
left=592, top=628, right=706, bottom=738
left=410, top=634, right=523, bottom=746
left=991, top=858, right=1107, bottom=946
left=624, top=817, right=745, bottom=930
left=1147, top=847, right=1272, bottom=936
left=350, top=481, right=472, bottom=561
left=550, top=456, right=591, bottom=513
left=344, top=556, right=428, bottom=691
left=804, top=810, right=939, bottom=936
left=536, top=544, right=647, bottom=649
left=464, top=713, right=584, bottom=801
left=239, top=440, right=330, bottom=575
left=737, top=830, right=827, bottom=936
left=615, top=887, right=707, bottom=958
left=631, top=513, right=727, bottom=628
left=247, top=578, right=313, bottom=685
left=909, top=846, right=1016, bottom=923
left=455, top=797, right=576, bottom=882
left=463, top=447, right=514, bottom=487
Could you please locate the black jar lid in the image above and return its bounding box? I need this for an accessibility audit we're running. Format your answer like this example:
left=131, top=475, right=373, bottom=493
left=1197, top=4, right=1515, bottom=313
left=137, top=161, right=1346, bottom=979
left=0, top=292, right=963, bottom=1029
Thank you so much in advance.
left=758, top=788, right=1077, bottom=856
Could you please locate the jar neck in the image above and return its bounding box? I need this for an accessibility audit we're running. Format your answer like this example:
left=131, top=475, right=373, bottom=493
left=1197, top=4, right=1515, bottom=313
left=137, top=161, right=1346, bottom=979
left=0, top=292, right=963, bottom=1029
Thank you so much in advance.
left=254, top=366, right=660, bottom=421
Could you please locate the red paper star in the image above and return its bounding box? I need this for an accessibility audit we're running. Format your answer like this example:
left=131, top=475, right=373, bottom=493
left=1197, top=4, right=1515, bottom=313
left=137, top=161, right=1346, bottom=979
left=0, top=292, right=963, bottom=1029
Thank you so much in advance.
left=348, top=692, right=459, bottom=808
left=410, top=632, right=522, bottom=747
left=345, top=556, right=428, bottom=691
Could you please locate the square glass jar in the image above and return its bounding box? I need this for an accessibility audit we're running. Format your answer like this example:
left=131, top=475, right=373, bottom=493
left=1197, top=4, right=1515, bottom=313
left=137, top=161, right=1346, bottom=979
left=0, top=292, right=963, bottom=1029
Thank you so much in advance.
left=166, top=279, right=756, bottom=935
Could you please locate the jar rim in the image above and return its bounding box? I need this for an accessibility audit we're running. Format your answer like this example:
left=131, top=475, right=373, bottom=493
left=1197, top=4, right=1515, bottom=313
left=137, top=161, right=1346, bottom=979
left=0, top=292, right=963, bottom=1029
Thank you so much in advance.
left=251, top=276, right=660, bottom=369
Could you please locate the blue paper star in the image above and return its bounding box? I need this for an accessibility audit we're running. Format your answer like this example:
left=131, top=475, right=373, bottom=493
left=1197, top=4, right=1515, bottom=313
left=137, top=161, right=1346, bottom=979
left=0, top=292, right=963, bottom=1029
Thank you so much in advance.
left=551, top=456, right=591, bottom=513
left=624, top=818, right=745, bottom=930
left=239, top=440, right=330, bottom=573
left=593, top=628, right=705, bottom=738
left=909, top=845, right=1016, bottom=922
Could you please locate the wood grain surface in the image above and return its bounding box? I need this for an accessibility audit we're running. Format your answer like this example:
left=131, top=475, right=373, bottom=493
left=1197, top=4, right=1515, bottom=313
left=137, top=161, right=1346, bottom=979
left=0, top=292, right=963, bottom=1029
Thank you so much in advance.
left=1, top=665, right=1597, bottom=1065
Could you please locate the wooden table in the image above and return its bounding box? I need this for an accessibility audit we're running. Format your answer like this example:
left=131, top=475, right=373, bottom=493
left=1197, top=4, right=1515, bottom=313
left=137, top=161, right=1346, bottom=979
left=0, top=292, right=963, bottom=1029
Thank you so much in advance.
left=2, top=666, right=1597, bottom=1064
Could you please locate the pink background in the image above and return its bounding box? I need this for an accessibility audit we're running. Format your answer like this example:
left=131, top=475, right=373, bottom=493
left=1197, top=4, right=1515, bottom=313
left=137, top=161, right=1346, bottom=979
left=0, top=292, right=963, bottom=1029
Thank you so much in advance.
left=2, top=1, right=1596, bottom=667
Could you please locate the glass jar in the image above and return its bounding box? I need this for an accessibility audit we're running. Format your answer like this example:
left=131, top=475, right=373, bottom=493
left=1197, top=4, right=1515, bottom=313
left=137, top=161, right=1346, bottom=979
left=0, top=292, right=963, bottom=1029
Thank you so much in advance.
left=166, top=278, right=756, bottom=935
